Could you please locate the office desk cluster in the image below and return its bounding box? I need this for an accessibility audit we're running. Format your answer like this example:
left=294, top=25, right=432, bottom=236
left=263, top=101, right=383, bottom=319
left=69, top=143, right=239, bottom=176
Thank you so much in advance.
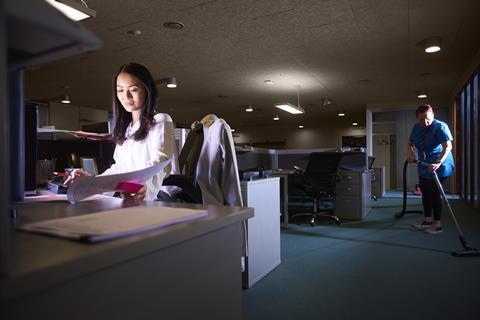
left=0, top=197, right=253, bottom=320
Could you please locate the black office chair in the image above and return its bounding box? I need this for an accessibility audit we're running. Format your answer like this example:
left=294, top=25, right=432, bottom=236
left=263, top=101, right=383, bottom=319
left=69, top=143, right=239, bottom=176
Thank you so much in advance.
left=288, top=152, right=344, bottom=226
left=160, top=123, right=204, bottom=203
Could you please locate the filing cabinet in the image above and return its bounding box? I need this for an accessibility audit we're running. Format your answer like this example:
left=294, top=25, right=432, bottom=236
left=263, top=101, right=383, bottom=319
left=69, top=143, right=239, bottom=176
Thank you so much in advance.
left=335, top=170, right=371, bottom=220
left=372, top=166, right=386, bottom=198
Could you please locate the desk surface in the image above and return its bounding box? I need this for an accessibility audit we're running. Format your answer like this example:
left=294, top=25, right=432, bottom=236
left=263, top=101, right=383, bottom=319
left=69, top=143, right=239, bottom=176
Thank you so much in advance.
left=2, top=196, right=253, bottom=301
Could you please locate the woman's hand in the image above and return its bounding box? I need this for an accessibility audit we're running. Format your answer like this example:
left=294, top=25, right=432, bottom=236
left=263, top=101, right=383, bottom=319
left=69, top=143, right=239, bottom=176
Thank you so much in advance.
left=64, top=169, right=91, bottom=185
left=428, top=160, right=442, bottom=172
left=122, top=185, right=147, bottom=201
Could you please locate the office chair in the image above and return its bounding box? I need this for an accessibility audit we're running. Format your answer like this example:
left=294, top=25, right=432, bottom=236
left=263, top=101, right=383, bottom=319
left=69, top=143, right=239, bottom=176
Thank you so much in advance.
left=161, top=114, right=243, bottom=207
left=368, top=156, right=378, bottom=201
left=288, top=152, right=344, bottom=226
left=161, top=123, right=204, bottom=203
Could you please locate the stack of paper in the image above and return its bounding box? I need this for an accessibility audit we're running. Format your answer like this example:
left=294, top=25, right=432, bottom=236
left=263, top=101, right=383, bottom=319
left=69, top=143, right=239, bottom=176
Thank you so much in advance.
left=18, top=206, right=208, bottom=242
left=67, top=160, right=171, bottom=203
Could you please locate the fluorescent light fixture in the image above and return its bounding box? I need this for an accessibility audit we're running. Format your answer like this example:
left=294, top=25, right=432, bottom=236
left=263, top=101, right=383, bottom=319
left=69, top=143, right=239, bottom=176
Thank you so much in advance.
left=46, top=0, right=96, bottom=21
left=275, top=103, right=305, bottom=114
left=273, top=115, right=279, bottom=121
left=245, top=106, right=253, bottom=112
left=352, top=122, right=358, bottom=126
left=298, top=125, right=304, bottom=129
left=231, top=128, right=236, bottom=132
left=338, top=112, right=345, bottom=117
left=264, top=80, right=274, bottom=85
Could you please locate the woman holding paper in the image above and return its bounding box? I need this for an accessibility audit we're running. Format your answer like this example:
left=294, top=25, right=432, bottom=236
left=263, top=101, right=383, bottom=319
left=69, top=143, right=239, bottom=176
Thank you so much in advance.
left=65, top=62, right=178, bottom=201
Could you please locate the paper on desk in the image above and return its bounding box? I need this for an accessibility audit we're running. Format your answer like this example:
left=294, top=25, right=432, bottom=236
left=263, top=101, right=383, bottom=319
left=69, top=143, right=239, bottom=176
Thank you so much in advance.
left=18, top=206, right=208, bottom=242
left=67, top=160, right=171, bottom=204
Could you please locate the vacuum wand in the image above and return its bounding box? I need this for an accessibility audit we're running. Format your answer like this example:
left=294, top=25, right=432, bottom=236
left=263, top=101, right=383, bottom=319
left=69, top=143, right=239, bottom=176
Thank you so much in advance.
left=414, top=160, right=480, bottom=257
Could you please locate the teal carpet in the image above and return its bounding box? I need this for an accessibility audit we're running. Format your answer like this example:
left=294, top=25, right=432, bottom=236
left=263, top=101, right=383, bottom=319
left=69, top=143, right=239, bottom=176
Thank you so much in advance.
left=243, top=197, right=480, bottom=320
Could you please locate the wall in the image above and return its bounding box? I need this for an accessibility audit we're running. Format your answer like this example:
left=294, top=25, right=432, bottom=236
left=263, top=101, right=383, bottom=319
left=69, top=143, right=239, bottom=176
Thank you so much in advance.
left=45, top=102, right=108, bottom=131
left=234, top=122, right=366, bottom=149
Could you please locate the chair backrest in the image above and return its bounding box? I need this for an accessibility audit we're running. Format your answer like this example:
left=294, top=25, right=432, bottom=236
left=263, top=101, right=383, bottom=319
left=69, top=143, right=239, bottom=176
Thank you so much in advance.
left=304, top=152, right=344, bottom=195
left=178, top=123, right=204, bottom=177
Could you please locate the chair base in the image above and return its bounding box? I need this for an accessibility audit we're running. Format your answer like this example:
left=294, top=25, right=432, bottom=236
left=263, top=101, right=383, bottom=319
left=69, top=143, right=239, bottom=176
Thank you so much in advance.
left=290, top=212, right=341, bottom=226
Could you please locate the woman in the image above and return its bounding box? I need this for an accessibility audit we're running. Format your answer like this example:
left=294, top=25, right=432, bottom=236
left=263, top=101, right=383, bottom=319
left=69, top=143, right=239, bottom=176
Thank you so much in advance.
left=66, top=62, right=177, bottom=201
left=407, top=105, right=454, bottom=234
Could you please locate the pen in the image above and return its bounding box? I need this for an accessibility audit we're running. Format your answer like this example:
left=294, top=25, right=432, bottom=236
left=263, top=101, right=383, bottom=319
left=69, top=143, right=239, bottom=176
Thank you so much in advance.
left=53, top=172, right=70, bottom=177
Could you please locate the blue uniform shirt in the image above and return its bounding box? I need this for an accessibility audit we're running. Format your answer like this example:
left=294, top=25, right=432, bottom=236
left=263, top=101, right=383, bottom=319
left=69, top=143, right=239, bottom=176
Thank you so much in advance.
left=409, top=119, right=455, bottom=179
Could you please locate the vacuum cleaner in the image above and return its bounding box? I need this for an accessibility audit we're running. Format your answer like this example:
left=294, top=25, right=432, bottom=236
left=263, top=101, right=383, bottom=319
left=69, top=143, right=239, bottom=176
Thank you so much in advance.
left=415, top=160, right=480, bottom=257
left=394, top=159, right=423, bottom=218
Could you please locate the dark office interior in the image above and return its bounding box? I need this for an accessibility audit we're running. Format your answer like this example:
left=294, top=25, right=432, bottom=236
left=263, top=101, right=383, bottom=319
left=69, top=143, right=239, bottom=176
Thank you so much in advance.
left=1, top=1, right=480, bottom=319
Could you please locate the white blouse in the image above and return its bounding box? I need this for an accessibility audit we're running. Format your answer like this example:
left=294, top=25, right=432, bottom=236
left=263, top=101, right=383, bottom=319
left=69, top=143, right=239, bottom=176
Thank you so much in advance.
left=101, top=113, right=178, bottom=201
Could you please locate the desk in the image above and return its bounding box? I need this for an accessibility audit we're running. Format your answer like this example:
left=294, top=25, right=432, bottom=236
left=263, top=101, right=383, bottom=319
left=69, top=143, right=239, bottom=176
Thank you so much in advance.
left=241, top=178, right=281, bottom=288
left=271, top=170, right=293, bottom=227
left=0, top=196, right=253, bottom=320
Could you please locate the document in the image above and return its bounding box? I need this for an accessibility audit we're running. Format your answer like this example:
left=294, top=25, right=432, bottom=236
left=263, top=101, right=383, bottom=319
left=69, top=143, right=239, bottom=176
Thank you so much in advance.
left=67, top=160, right=171, bottom=203
left=18, top=206, right=208, bottom=242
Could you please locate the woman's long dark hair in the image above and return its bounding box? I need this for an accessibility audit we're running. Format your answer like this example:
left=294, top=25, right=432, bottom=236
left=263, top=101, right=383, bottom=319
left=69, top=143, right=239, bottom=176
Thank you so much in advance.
left=112, top=63, right=158, bottom=144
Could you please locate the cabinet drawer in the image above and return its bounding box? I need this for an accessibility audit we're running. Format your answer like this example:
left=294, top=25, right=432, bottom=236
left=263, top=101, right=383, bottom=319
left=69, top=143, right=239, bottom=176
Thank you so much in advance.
left=336, top=184, right=361, bottom=195
left=339, top=172, right=360, bottom=184
left=335, top=195, right=365, bottom=220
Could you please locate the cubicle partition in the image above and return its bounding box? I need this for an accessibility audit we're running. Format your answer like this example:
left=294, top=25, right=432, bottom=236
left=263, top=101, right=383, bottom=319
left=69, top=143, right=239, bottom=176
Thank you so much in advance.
left=236, top=148, right=372, bottom=225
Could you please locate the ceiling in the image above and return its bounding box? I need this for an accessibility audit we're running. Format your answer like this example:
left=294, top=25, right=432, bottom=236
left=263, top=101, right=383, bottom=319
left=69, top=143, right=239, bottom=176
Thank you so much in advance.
left=25, top=0, right=480, bottom=130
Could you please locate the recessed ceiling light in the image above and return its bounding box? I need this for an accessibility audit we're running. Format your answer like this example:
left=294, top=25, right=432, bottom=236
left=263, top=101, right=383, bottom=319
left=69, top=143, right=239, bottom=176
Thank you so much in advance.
left=273, top=115, right=279, bottom=121
left=127, top=29, right=142, bottom=36
left=231, top=128, right=236, bottom=132
left=352, top=122, right=358, bottom=126
left=417, top=90, right=428, bottom=99
left=425, top=45, right=441, bottom=53
left=417, top=36, right=442, bottom=53
left=338, top=112, right=345, bottom=117
left=321, top=98, right=332, bottom=106
left=298, top=125, right=304, bottom=129
left=61, top=94, right=71, bottom=104
left=245, top=106, right=253, bottom=112
left=264, top=80, right=274, bottom=85
left=163, top=21, right=184, bottom=30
